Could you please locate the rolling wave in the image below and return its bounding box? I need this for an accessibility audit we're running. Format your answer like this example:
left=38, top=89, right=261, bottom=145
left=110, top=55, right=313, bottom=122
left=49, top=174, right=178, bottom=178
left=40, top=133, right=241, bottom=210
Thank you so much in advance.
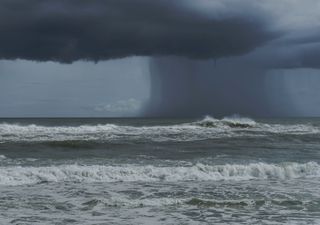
left=0, top=162, right=319, bottom=186
left=193, top=116, right=257, bottom=128
left=0, top=116, right=318, bottom=143
left=79, top=197, right=308, bottom=209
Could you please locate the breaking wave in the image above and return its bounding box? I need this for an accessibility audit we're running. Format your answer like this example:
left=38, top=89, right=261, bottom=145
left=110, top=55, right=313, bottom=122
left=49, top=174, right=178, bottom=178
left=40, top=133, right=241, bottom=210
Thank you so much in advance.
left=193, top=115, right=257, bottom=128
left=0, top=116, right=318, bottom=143
left=0, top=162, right=319, bottom=186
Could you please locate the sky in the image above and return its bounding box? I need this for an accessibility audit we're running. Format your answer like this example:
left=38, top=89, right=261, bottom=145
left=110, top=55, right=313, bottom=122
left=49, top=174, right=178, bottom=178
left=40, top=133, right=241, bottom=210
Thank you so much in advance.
left=0, top=58, right=149, bottom=117
left=0, top=0, right=320, bottom=117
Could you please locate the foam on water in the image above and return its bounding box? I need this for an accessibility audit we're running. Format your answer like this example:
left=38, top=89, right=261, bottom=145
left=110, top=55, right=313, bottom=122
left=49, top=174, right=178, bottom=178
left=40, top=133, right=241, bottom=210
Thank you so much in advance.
left=194, top=115, right=257, bottom=128
left=0, top=162, right=319, bottom=186
left=1, top=118, right=319, bottom=225
left=0, top=116, right=318, bottom=143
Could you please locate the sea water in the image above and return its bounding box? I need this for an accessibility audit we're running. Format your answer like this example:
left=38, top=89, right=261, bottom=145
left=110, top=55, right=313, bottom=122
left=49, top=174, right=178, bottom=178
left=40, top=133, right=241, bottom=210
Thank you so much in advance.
left=0, top=116, right=320, bottom=224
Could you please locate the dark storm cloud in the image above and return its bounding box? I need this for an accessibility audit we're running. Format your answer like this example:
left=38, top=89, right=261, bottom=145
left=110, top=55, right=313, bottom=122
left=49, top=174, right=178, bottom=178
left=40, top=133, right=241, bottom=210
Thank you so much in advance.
left=274, top=47, right=320, bottom=69
left=248, top=38, right=320, bottom=69
left=279, top=43, right=320, bottom=69
left=257, top=27, right=320, bottom=69
left=0, top=0, right=275, bottom=62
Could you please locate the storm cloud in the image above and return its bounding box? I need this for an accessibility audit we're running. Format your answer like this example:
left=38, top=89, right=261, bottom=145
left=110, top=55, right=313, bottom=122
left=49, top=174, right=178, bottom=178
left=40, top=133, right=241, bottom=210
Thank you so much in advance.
left=142, top=0, right=320, bottom=117
left=0, top=0, right=276, bottom=62
left=1, top=0, right=320, bottom=117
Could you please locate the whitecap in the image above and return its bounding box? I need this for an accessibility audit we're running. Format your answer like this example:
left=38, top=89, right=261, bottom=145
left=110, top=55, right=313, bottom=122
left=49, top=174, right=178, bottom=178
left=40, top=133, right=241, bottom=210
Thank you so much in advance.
left=0, top=116, right=318, bottom=143
left=0, top=162, right=319, bottom=186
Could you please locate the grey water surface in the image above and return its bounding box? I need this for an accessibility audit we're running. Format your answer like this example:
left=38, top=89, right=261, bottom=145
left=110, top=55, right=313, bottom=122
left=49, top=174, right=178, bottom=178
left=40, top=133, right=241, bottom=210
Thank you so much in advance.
left=0, top=116, right=320, bottom=225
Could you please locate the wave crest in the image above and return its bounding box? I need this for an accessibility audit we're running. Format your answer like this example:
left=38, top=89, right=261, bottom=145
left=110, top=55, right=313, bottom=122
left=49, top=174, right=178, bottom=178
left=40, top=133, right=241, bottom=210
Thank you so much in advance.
left=0, top=116, right=318, bottom=143
left=0, top=162, right=318, bottom=186
left=193, top=115, right=256, bottom=128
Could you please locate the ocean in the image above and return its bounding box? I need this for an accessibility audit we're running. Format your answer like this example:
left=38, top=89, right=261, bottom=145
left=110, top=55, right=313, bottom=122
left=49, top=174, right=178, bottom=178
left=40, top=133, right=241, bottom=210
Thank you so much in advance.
left=0, top=116, right=320, bottom=225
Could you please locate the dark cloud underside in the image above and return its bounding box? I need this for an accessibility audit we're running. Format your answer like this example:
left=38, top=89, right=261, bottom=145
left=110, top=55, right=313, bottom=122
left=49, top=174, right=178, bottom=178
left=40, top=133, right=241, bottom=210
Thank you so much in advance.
left=0, top=0, right=274, bottom=62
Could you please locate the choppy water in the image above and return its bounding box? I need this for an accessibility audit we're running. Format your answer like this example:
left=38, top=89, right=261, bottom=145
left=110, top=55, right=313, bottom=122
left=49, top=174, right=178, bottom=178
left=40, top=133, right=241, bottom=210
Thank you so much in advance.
left=1, top=116, right=320, bottom=224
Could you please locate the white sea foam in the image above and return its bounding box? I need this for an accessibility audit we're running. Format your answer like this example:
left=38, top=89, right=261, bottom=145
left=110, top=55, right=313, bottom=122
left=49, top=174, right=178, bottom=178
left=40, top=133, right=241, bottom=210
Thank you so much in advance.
left=193, top=115, right=257, bottom=128
left=0, top=162, right=319, bottom=186
left=0, top=116, right=318, bottom=143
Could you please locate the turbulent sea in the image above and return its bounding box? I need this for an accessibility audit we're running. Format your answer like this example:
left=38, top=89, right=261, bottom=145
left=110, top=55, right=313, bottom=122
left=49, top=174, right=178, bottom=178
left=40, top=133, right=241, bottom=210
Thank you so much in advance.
left=1, top=116, right=320, bottom=225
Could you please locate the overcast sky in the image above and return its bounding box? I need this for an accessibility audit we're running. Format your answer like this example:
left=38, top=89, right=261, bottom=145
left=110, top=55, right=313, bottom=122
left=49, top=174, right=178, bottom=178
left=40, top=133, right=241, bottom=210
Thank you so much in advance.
left=0, top=58, right=150, bottom=117
left=0, top=0, right=320, bottom=117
